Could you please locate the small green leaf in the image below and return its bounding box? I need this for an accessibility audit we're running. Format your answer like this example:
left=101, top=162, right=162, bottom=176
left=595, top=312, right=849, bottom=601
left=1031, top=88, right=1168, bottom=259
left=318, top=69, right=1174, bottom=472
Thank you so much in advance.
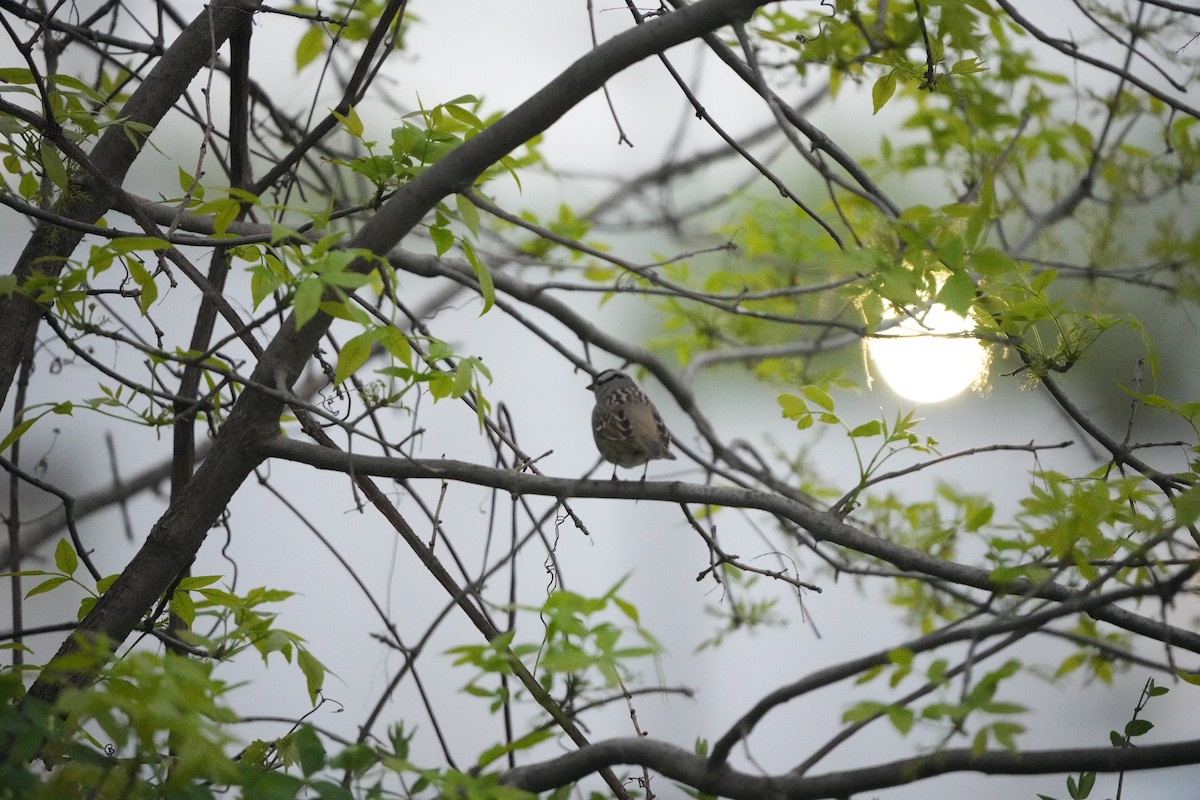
left=296, top=25, right=325, bottom=70
left=886, top=705, right=914, bottom=734
left=1067, top=771, right=1095, bottom=800
left=0, top=416, right=38, bottom=454
left=170, top=590, right=196, bottom=628
left=971, top=247, right=1015, bottom=277
left=125, top=257, right=159, bottom=313
left=176, top=575, right=222, bottom=591
left=0, top=68, right=35, bottom=84
left=335, top=331, right=375, bottom=386
left=39, top=141, right=68, bottom=190
left=971, top=727, right=988, bottom=757
left=1031, top=269, right=1057, bottom=293
left=378, top=326, right=412, bottom=367
left=476, top=729, right=555, bottom=769
left=297, top=647, right=326, bottom=703
left=1123, top=719, right=1153, bottom=738
left=848, top=420, right=883, bottom=438
left=332, top=105, right=364, bottom=139
left=54, top=538, right=78, bottom=577
left=461, top=239, right=494, bottom=314
left=293, top=277, right=324, bottom=329
left=445, top=102, right=484, bottom=129
left=456, top=193, right=480, bottom=237
left=1177, top=669, right=1200, bottom=686
left=178, top=166, right=201, bottom=199
left=26, top=576, right=69, bottom=598
left=872, top=71, right=897, bottom=114
left=842, top=700, right=887, bottom=723
left=936, top=271, right=976, bottom=315
left=429, top=225, right=454, bottom=256
left=1171, top=486, right=1200, bottom=527
left=778, top=393, right=808, bottom=420
left=295, top=725, right=327, bottom=776
left=801, top=385, right=834, bottom=412
left=110, top=237, right=170, bottom=254
left=18, top=171, right=37, bottom=200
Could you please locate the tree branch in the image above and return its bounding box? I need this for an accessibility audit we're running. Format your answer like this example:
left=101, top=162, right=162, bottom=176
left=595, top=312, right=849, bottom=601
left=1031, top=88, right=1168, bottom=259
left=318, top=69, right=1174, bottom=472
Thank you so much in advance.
left=498, top=734, right=1200, bottom=798
left=258, top=440, right=1200, bottom=658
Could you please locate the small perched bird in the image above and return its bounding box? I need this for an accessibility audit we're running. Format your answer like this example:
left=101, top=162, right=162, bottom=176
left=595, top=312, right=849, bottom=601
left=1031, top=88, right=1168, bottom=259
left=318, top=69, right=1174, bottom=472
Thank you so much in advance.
left=587, top=368, right=675, bottom=479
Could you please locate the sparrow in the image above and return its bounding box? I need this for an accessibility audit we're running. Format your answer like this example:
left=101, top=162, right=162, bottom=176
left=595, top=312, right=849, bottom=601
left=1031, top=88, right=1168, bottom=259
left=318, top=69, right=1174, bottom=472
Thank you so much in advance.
left=588, top=368, right=675, bottom=479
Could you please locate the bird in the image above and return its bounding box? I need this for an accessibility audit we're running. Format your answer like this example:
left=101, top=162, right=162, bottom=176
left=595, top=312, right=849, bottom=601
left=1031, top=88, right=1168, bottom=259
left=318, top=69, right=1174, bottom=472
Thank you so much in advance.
left=587, top=368, right=676, bottom=480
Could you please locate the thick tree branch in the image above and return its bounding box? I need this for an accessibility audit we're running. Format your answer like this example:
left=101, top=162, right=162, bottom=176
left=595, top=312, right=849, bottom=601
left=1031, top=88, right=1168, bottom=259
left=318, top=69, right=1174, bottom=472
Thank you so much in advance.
left=257, top=441, right=1200, bottom=657
left=497, top=734, right=1200, bottom=799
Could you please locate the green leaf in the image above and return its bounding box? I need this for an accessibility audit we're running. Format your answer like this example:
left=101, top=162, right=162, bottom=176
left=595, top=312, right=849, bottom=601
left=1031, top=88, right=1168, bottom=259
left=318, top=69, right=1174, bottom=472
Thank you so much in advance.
left=18, top=171, right=37, bottom=199
left=54, top=538, right=78, bottom=576
left=445, top=102, right=483, bottom=129
left=872, top=71, right=897, bottom=114
left=0, top=416, right=38, bottom=454
left=378, top=326, right=412, bottom=366
left=848, top=420, right=883, bottom=438
left=110, top=237, right=169, bottom=253
left=176, top=575, right=222, bottom=591
left=778, top=393, right=808, bottom=420
left=125, top=257, right=159, bottom=314
left=39, top=140, right=68, bottom=190
left=936, top=271, right=976, bottom=316
left=461, top=239, right=494, bottom=314
left=296, top=25, right=325, bottom=70
left=1030, top=269, right=1057, bottom=293
left=991, top=720, right=1025, bottom=751
left=1123, top=718, right=1153, bottom=737
left=171, top=590, right=196, bottom=628
left=332, top=105, right=364, bottom=139
left=971, top=247, right=1015, bottom=277
left=842, top=700, right=887, bottom=723
left=293, top=277, right=324, bottom=329
left=456, top=193, right=480, bottom=237
left=295, top=725, right=327, bottom=776
left=297, top=647, right=326, bottom=703
left=476, top=729, right=554, bottom=769
left=801, top=385, right=835, bottom=412
left=950, top=57, right=987, bottom=75
left=1177, top=669, right=1200, bottom=686
left=178, top=166, right=200, bottom=198
left=249, top=265, right=278, bottom=310
left=971, top=727, right=989, bottom=757
left=335, top=331, right=375, bottom=386
left=1171, top=486, right=1200, bottom=527
left=1067, top=770, right=1096, bottom=799
left=429, top=225, right=454, bottom=256
left=1055, top=652, right=1086, bottom=679
left=886, top=705, right=914, bottom=734
left=26, top=575, right=69, bottom=598
left=0, top=67, right=35, bottom=84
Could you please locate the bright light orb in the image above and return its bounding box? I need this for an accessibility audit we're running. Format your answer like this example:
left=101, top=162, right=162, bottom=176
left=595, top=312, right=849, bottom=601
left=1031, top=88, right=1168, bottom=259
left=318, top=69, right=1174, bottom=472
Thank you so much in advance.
left=867, top=304, right=988, bottom=403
